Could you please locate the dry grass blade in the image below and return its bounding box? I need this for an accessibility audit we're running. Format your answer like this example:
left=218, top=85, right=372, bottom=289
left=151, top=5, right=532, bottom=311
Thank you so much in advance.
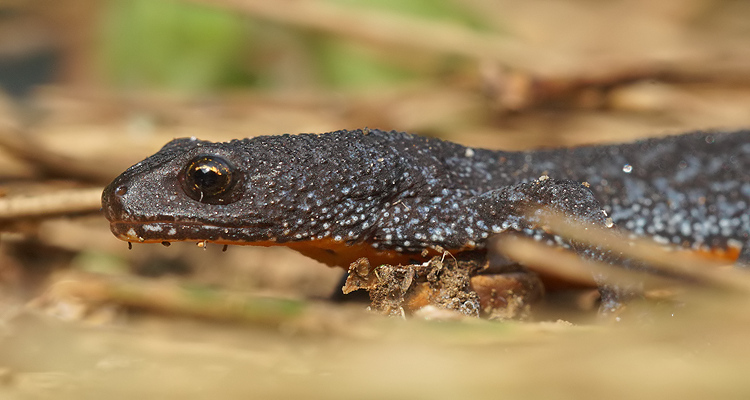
left=36, top=272, right=308, bottom=326
left=535, top=211, right=750, bottom=294
left=492, top=235, right=676, bottom=291
left=0, top=128, right=116, bottom=184
left=184, top=0, right=547, bottom=71
left=0, top=187, right=103, bottom=219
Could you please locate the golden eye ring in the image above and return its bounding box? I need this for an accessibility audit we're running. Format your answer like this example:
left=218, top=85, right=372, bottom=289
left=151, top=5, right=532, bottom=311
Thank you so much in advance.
left=180, top=155, right=242, bottom=204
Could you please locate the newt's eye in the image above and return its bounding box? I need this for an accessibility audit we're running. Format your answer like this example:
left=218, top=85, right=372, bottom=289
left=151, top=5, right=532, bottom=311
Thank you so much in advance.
left=180, top=155, right=242, bottom=204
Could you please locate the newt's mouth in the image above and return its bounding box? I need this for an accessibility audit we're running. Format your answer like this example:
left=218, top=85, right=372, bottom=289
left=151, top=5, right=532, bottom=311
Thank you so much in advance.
left=108, top=221, right=274, bottom=245
left=109, top=221, right=427, bottom=268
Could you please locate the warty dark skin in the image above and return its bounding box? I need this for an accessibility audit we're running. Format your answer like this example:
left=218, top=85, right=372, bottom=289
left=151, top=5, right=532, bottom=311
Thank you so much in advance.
left=102, top=129, right=750, bottom=313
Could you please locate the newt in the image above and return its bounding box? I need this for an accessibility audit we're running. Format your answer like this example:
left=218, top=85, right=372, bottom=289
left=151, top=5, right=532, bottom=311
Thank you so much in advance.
left=101, top=129, right=750, bottom=314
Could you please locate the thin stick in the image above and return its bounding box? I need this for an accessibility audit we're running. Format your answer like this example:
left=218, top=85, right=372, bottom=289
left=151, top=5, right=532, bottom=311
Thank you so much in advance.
left=0, top=187, right=103, bottom=219
left=0, top=128, right=116, bottom=184
left=535, top=211, right=750, bottom=293
left=184, top=0, right=549, bottom=72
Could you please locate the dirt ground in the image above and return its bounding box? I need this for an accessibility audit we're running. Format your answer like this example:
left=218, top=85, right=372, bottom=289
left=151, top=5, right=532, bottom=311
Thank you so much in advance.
left=1, top=0, right=750, bottom=398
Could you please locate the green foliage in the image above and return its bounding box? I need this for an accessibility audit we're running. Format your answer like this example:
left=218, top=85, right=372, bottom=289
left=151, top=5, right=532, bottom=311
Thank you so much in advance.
left=99, top=0, right=489, bottom=92
left=328, top=0, right=490, bottom=30
left=101, top=0, right=250, bottom=91
left=306, top=37, right=419, bottom=88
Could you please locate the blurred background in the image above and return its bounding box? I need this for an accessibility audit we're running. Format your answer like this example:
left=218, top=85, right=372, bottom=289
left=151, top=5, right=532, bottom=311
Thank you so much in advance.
left=5, top=0, right=750, bottom=143
left=0, top=0, right=750, bottom=398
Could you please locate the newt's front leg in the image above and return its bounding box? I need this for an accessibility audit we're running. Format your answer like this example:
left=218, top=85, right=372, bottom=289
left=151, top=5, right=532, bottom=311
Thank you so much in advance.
left=471, top=177, right=633, bottom=313
left=346, top=177, right=637, bottom=318
left=738, top=242, right=750, bottom=268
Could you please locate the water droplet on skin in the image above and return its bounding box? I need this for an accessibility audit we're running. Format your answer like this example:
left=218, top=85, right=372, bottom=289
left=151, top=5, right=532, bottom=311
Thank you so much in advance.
left=622, top=164, right=633, bottom=173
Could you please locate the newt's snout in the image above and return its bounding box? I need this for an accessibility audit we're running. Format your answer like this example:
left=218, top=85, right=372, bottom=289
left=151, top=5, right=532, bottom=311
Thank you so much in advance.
left=101, top=180, right=129, bottom=224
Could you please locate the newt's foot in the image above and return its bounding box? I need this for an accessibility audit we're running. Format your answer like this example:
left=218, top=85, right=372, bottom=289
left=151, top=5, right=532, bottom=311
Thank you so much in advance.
left=470, top=272, right=544, bottom=319
left=737, top=242, right=750, bottom=268
left=342, top=255, right=543, bottom=319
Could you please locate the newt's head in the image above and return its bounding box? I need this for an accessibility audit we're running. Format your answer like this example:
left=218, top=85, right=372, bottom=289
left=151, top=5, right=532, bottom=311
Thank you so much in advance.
left=102, top=131, right=406, bottom=264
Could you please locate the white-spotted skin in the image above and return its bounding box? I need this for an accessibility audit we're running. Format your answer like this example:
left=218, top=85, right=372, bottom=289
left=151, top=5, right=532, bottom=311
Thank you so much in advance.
left=103, top=129, right=750, bottom=264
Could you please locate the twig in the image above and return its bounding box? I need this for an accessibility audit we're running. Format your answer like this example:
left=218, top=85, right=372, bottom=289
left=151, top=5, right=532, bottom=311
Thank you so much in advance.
left=529, top=211, right=750, bottom=294
left=493, top=235, right=675, bottom=291
left=0, top=187, right=102, bottom=220
left=184, top=0, right=550, bottom=72
left=0, top=127, right=117, bottom=184
left=37, top=273, right=307, bottom=326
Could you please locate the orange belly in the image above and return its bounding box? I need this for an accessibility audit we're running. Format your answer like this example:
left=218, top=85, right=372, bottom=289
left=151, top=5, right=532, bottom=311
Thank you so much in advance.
left=284, top=238, right=441, bottom=268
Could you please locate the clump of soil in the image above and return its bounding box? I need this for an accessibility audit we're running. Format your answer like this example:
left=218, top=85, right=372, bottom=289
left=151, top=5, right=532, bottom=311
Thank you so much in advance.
left=342, top=252, right=544, bottom=319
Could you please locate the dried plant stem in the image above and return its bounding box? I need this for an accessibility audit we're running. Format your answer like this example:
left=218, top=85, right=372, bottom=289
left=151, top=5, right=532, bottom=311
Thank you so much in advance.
left=0, top=187, right=102, bottom=219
